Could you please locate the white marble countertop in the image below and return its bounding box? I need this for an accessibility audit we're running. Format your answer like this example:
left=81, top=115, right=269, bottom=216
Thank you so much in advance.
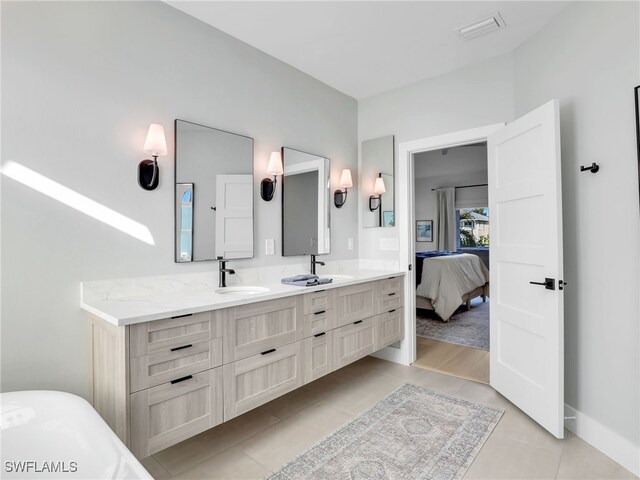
left=81, top=263, right=405, bottom=327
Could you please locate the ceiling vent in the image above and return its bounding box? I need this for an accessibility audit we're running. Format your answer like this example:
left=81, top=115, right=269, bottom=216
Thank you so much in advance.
left=455, top=12, right=506, bottom=40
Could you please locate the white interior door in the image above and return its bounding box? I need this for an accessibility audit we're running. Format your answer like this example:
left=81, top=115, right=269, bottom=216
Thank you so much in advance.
left=488, top=99, right=564, bottom=438
left=215, top=174, right=253, bottom=259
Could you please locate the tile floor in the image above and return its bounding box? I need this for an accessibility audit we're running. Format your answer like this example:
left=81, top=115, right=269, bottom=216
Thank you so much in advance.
left=141, top=357, right=637, bottom=480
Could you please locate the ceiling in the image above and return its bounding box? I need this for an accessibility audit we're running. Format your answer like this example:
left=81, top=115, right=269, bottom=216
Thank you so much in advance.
left=166, top=1, right=568, bottom=99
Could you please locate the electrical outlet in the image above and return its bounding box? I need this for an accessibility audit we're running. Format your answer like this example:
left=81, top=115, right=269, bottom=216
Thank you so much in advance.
left=347, top=238, right=354, bottom=250
left=265, top=238, right=275, bottom=255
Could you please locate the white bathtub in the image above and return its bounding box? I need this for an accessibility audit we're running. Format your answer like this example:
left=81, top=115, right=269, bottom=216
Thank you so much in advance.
left=0, top=391, right=151, bottom=479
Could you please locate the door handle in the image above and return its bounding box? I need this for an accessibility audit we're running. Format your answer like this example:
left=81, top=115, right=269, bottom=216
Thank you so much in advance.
left=529, top=278, right=555, bottom=290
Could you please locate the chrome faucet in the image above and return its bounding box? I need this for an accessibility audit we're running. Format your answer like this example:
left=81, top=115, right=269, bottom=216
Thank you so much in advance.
left=310, top=254, right=325, bottom=275
left=217, top=256, right=235, bottom=288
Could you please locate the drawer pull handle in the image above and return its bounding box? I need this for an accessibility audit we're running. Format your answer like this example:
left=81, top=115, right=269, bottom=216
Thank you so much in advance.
left=388, top=309, right=396, bottom=313
left=353, top=320, right=363, bottom=325
left=314, top=310, right=326, bottom=315
left=315, top=290, right=326, bottom=293
left=170, top=344, right=193, bottom=352
left=388, top=293, right=396, bottom=296
left=388, top=276, right=396, bottom=280
left=171, top=313, right=193, bottom=319
left=314, top=332, right=326, bottom=337
left=261, top=348, right=276, bottom=355
left=170, top=375, right=193, bottom=384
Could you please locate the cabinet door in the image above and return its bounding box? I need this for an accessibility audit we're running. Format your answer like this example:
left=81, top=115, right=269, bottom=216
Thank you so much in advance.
left=224, top=296, right=303, bottom=363
left=223, top=341, right=303, bottom=420
left=130, top=368, right=223, bottom=459
left=334, top=318, right=376, bottom=369
left=335, top=283, right=375, bottom=327
left=376, top=308, right=404, bottom=349
left=303, top=289, right=333, bottom=314
left=303, top=331, right=334, bottom=383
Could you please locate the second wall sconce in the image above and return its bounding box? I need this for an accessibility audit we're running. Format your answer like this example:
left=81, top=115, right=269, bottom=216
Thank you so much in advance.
left=334, top=169, right=353, bottom=208
left=369, top=174, right=386, bottom=211
left=138, top=123, right=167, bottom=191
left=261, top=151, right=283, bottom=201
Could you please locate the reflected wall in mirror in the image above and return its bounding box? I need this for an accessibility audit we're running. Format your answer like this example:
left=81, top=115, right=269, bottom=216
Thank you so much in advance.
left=362, top=135, right=395, bottom=228
left=174, top=119, right=254, bottom=262
left=281, top=147, right=331, bottom=256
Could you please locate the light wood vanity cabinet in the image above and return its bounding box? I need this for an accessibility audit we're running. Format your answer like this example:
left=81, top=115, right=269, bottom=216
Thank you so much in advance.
left=88, top=274, right=404, bottom=460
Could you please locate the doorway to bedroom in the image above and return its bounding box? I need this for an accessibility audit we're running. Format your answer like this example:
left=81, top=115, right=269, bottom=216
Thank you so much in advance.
left=412, top=142, right=491, bottom=384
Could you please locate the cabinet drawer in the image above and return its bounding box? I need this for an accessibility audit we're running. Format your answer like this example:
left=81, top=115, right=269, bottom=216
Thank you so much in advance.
left=377, top=276, right=402, bottom=295
left=129, top=311, right=223, bottom=358
left=334, top=318, right=376, bottom=369
left=130, top=367, right=223, bottom=459
left=376, top=308, right=404, bottom=349
left=303, top=308, right=336, bottom=338
left=377, top=291, right=403, bottom=313
left=223, top=296, right=303, bottom=363
left=335, top=283, right=375, bottom=327
left=223, top=341, right=303, bottom=420
left=130, top=338, right=222, bottom=392
left=303, top=331, right=334, bottom=383
left=303, top=289, right=333, bottom=314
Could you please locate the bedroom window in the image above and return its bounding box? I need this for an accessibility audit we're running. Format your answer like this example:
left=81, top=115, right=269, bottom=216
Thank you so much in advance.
left=457, top=208, right=490, bottom=248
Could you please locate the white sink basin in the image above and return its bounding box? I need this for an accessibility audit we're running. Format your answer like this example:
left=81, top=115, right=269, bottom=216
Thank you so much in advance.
left=318, top=274, right=355, bottom=282
left=215, top=286, right=270, bottom=296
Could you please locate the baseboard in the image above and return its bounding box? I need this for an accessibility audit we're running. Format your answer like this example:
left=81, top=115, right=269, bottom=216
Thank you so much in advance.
left=564, top=404, right=640, bottom=476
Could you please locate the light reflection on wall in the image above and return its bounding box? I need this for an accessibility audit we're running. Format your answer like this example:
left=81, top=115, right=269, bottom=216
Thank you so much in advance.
left=2, top=161, right=155, bottom=246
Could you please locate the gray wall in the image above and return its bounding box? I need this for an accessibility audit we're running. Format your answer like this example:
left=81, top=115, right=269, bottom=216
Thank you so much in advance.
left=358, top=53, right=514, bottom=262
left=1, top=1, right=358, bottom=396
left=514, top=1, right=640, bottom=445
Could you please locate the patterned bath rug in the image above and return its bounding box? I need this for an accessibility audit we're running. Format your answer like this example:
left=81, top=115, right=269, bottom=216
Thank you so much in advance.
left=265, top=383, right=503, bottom=480
left=416, top=299, right=489, bottom=350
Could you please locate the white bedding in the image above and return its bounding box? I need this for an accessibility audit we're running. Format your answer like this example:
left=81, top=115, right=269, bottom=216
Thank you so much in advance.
left=416, top=253, right=489, bottom=321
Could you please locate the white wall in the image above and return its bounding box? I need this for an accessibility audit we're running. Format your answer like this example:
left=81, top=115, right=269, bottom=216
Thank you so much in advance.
left=1, top=1, right=357, bottom=396
left=358, top=0, right=639, bottom=459
left=358, top=53, right=514, bottom=263
left=514, top=1, right=640, bottom=447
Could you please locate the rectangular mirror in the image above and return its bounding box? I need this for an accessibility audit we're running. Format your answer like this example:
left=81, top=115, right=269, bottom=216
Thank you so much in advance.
left=362, top=135, right=395, bottom=228
left=175, top=119, right=254, bottom=262
left=282, top=147, right=331, bottom=256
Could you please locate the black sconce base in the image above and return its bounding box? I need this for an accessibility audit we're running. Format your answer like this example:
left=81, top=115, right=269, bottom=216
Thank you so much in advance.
left=334, top=189, right=347, bottom=208
left=369, top=195, right=381, bottom=211
left=138, top=159, right=159, bottom=191
left=261, top=178, right=275, bottom=201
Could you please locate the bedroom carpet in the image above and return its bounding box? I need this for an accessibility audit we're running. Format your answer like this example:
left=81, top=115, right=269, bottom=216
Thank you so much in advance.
left=265, top=383, right=503, bottom=480
left=416, top=299, right=489, bottom=350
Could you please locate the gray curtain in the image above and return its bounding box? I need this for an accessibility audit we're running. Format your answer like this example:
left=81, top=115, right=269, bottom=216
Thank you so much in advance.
left=436, top=187, right=457, bottom=251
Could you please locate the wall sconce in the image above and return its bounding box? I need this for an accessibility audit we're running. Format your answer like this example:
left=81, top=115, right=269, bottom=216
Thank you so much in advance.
left=369, top=174, right=386, bottom=211
left=138, top=123, right=167, bottom=191
left=260, top=151, right=283, bottom=201
left=334, top=169, right=353, bottom=208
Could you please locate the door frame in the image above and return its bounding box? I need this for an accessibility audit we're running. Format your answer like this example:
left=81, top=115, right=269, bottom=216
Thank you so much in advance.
left=393, top=123, right=504, bottom=366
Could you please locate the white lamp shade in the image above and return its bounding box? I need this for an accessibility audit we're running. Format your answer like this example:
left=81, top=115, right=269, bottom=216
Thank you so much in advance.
left=374, top=176, right=386, bottom=194
left=339, top=169, right=353, bottom=188
left=143, top=124, right=167, bottom=156
left=267, top=151, right=283, bottom=176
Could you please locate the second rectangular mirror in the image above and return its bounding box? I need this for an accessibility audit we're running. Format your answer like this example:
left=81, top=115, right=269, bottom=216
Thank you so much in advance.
left=282, top=147, right=331, bottom=256
left=362, top=135, right=395, bottom=227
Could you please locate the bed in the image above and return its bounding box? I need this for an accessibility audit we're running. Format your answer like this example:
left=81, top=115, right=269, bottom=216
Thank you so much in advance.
left=415, top=252, right=489, bottom=321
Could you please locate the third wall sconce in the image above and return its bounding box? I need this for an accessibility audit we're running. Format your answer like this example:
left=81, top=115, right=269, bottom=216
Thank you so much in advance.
left=334, top=168, right=353, bottom=208
left=261, top=151, right=283, bottom=201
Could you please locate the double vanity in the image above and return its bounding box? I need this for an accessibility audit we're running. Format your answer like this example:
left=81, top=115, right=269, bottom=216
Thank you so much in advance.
left=82, top=269, right=405, bottom=459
